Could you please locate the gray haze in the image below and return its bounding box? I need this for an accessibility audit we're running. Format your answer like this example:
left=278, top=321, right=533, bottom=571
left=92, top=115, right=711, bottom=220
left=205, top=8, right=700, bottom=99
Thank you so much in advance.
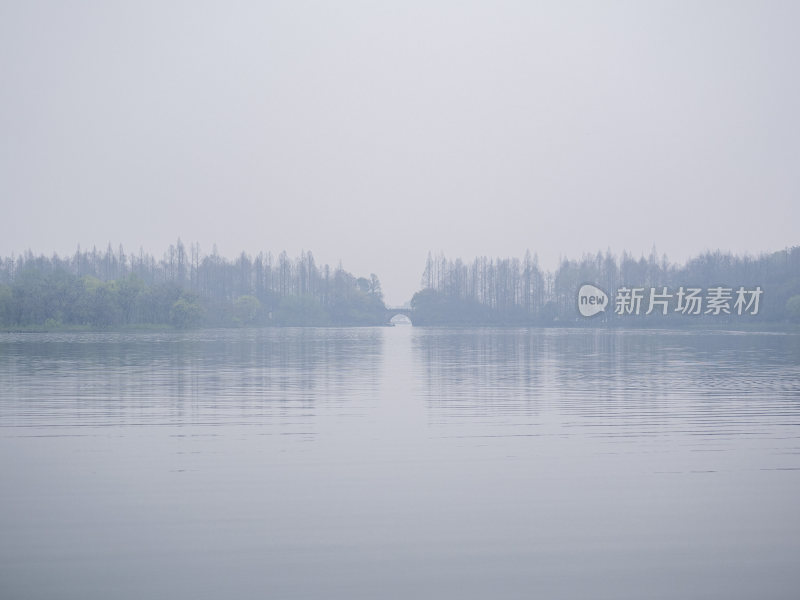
left=1, top=1, right=798, bottom=305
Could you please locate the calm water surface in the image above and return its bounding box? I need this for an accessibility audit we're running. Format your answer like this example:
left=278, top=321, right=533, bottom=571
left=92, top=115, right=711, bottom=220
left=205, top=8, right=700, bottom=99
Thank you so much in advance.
left=1, top=327, right=799, bottom=599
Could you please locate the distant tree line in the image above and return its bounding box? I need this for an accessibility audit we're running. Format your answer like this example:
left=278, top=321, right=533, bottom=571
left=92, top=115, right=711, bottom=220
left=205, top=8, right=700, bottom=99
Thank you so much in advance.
left=3, top=241, right=798, bottom=329
left=411, top=247, right=800, bottom=327
left=0, top=241, right=386, bottom=329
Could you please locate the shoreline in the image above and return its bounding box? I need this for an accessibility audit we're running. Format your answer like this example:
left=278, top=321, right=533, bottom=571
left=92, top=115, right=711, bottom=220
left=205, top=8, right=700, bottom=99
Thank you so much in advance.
left=2, top=322, right=797, bottom=335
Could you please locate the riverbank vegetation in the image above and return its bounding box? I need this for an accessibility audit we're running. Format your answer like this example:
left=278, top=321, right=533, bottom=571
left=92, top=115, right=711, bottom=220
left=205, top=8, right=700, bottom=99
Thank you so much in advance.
left=2, top=242, right=798, bottom=330
left=411, top=247, right=800, bottom=327
left=0, top=242, right=386, bottom=329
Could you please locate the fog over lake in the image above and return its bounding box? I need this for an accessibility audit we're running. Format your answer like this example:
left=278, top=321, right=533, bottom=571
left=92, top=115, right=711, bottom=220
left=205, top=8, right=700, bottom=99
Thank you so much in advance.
left=2, top=327, right=799, bottom=599
left=2, top=1, right=799, bottom=597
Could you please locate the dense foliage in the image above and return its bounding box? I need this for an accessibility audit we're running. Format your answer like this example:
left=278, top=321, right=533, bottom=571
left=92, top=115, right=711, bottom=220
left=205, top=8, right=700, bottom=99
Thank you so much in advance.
left=2, top=241, right=798, bottom=329
left=0, top=241, right=387, bottom=329
left=411, top=247, right=800, bottom=327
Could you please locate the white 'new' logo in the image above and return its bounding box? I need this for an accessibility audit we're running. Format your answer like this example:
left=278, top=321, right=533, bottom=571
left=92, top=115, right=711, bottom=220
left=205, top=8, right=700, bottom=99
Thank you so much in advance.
left=578, top=284, right=608, bottom=317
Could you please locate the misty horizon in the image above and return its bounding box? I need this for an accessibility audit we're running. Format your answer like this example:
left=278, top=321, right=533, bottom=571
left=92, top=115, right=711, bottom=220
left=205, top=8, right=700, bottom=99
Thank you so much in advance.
left=3, top=240, right=797, bottom=306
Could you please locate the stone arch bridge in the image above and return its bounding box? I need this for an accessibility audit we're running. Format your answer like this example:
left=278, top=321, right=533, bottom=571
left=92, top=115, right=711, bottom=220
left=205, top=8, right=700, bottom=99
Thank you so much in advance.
left=384, top=307, right=414, bottom=325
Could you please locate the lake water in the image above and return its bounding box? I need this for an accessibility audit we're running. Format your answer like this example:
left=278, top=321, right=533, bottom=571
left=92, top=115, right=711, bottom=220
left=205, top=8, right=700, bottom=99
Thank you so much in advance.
left=1, top=327, right=799, bottom=599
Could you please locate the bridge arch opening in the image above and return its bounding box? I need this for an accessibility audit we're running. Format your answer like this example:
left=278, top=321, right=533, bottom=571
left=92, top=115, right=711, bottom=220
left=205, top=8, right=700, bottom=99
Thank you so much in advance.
left=389, top=313, right=413, bottom=326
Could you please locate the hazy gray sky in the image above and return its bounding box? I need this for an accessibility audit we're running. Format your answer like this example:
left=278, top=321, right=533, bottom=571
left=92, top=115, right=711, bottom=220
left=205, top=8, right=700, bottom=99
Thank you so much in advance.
left=1, top=1, right=798, bottom=304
